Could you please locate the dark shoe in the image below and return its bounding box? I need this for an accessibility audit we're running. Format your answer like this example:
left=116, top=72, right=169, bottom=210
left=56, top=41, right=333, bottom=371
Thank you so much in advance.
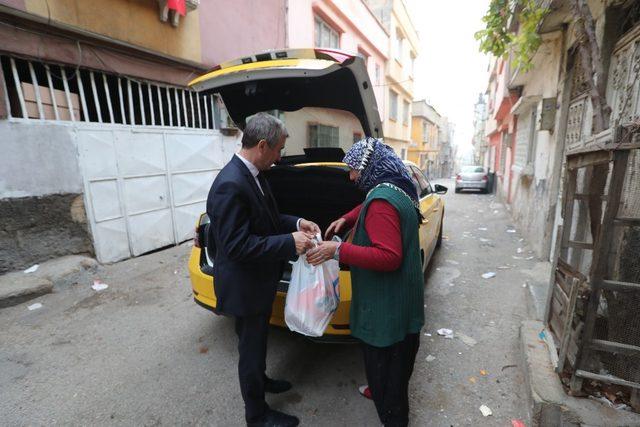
left=264, top=377, right=292, bottom=394
left=247, top=409, right=300, bottom=427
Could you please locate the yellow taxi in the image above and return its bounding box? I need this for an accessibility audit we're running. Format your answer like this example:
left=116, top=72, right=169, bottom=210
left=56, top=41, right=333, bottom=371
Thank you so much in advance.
left=187, top=48, right=447, bottom=340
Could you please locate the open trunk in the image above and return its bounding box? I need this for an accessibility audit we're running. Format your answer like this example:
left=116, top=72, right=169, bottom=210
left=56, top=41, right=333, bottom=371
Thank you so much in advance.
left=265, top=164, right=364, bottom=236
left=265, top=164, right=364, bottom=288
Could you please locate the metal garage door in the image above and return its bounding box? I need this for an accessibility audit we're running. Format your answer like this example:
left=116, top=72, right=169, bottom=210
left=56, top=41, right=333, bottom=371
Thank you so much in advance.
left=77, top=125, right=239, bottom=263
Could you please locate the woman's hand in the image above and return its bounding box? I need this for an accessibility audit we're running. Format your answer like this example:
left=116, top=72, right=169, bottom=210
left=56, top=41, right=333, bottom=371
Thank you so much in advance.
left=325, top=218, right=346, bottom=240
left=306, top=241, right=340, bottom=266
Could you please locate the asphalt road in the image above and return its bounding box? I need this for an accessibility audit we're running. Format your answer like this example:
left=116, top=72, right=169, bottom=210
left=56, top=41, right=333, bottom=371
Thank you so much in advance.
left=1, top=179, right=542, bottom=426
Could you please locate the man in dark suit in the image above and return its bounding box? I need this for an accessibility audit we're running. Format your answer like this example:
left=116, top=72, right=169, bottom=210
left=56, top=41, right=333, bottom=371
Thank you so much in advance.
left=207, top=112, right=318, bottom=427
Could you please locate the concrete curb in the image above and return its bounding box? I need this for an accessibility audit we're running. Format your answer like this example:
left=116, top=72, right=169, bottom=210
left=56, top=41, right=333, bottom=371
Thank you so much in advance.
left=0, top=274, right=53, bottom=308
left=0, top=255, right=98, bottom=309
left=520, top=320, right=640, bottom=426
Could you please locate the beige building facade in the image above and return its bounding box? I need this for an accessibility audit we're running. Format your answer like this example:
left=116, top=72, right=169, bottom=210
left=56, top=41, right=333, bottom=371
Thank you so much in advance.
left=365, top=0, right=418, bottom=159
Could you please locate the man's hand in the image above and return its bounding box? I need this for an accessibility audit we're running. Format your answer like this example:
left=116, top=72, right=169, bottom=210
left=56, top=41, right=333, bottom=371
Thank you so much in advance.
left=292, top=231, right=315, bottom=255
left=306, top=241, right=340, bottom=266
left=325, top=218, right=346, bottom=240
left=299, top=219, right=321, bottom=235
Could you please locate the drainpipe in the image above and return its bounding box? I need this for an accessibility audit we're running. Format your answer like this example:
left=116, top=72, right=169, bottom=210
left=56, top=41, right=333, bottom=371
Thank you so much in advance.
left=284, top=0, right=289, bottom=49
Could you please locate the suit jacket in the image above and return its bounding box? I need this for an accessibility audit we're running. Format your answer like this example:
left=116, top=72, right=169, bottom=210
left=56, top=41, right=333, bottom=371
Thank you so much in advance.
left=206, top=155, right=299, bottom=316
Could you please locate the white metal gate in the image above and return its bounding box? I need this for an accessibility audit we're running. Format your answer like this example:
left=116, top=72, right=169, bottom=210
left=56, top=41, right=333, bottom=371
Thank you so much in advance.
left=77, top=124, right=239, bottom=263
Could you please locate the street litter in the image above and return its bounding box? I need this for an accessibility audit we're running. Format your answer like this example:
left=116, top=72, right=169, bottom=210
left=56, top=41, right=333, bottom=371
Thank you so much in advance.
left=522, top=283, right=528, bottom=288
left=482, top=272, right=496, bottom=279
left=424, top=333, right=432, bottom=337
left=512, top=256, right=524, bottom=260
left=501, top=364, right=518, bottom=371
left=526, top=256, right=535, bottom=260
left=480, top=369, right=488, bottom=376
left=469, top=376, right=477, bottom=383
left=449, top=283, right=455, bottom=287
left=477, top=227, right=488, bottom=231
left=497, top=265, right=511, bottom=270
left=437, top=328, right=454, bottom=338
left=479, top=405, right=493, bottom=417
left=426, top=355, right=436, bottom=362
left=173, top=270, right=178, bottom=275
left=506, top=229, right=516, bottom=233
left=27, top=302, right=42, bottom=310
left=456, top=333, right=477, bottom=347
left=517, top=247, right=524, bottom=254
left=92, top=280, right=109, bottom=291
left=493, top=210, right=499, bottom=214
left=479, top=237, right=491, bottom=242
left=462, top=252, right=468, bottom=255
left=512, top=420, right=526, bottom=427
left=445, top=259, right=459, bottom=265
left=24, top=264, right=39, bottom=273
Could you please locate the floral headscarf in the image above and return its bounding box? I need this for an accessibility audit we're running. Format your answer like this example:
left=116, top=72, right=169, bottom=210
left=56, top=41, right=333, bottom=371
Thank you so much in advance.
left=343, top=137, right=419, bottom=204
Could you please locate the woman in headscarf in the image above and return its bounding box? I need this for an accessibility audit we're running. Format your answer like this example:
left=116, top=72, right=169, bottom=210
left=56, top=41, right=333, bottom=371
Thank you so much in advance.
left=307, top=137, right=424, bottom=427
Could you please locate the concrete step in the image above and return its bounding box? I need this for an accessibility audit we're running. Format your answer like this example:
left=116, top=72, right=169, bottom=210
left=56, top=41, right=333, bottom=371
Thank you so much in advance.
left=520, top=320, right=640, bottom=426
left=0, top=255, right=98, bottom=309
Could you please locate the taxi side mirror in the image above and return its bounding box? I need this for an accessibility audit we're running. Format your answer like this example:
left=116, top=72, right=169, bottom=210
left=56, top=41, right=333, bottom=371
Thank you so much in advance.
left=434, top=184, right=448, bottom=194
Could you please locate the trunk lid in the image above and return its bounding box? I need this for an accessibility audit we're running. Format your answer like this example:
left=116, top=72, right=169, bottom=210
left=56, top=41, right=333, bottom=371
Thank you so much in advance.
left=188, top=48, right=382, bottom=137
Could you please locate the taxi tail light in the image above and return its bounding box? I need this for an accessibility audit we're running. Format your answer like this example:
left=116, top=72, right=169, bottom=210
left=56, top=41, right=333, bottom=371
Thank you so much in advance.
left=193, top=227, right=201, bottom=248
left=314, top=48, right=354, bottom=64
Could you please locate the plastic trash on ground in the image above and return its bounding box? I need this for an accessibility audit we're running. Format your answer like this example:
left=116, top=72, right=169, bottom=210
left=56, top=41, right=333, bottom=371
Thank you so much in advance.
left=285, top=243, right=340, bottom=337
left=482, top=272, right=496, bottom=279
left=24, top=264, right=39, bottom=274
left=92, top=280, right=109, bottom=291
left=479, top=405, right=493, bottom=416
left=437, top=328, right=454, bottom=338
left=27, top=302, right=42, bottom=310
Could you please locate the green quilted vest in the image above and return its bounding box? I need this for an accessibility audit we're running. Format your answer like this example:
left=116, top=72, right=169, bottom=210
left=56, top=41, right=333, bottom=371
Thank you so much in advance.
left=349, top=184, right=425, bottom=347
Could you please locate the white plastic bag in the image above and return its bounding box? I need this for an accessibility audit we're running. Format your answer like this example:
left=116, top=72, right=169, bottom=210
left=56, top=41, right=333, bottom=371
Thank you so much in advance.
left=284, top=255, right=340, bottom=337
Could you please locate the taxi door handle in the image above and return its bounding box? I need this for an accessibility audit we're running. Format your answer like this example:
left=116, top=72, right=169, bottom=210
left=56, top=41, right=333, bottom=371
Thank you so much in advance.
left=432, top=208, right=439, bottom=212
left=421, top=218, right=429, bottom=224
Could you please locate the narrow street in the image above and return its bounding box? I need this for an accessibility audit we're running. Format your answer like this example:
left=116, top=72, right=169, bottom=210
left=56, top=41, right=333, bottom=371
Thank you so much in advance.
left=0, top=179, right=546, bottom=426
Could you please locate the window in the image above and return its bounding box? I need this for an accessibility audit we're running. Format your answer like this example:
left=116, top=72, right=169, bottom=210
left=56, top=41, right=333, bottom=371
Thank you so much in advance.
left=0, top=54, right=218, bottom=128
left=375, top=63, right=381, bottom=84
left=315, top=17, right=339, bottom=49
left=410, top=166, right=432, bottom=196
left=389, top=90, right=398, bottom=120
left=403, top=100, right=410, bottom=125
left=309, top=124, right=339, bottom=148
left=395, top=30, right=404, bottom=61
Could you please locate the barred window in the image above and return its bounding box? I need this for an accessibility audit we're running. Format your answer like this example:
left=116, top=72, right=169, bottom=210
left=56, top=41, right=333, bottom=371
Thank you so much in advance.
left=0, top=55, right=224, bottom=129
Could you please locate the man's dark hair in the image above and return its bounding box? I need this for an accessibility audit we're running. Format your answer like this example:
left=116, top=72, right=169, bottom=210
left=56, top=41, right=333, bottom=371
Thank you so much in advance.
left=241, top=112, right=289, bottom=148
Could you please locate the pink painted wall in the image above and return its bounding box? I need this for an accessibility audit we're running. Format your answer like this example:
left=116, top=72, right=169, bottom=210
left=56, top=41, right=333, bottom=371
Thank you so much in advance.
left=288, top=0, right=389, bottom=119
left=199, top=0, right=286, bottom=67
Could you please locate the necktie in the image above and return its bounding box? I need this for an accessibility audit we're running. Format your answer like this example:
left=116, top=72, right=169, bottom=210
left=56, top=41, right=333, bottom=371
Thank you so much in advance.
left=257, top=173, right=278, bottom=216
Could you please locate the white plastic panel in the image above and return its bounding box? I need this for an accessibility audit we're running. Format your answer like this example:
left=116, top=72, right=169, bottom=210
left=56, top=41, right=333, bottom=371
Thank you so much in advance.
left=128, top=209, right=174, bottom=256
left=165, top=132, right=224, bottom=172
left=171, top=171, right=214, bottom=206
left=88, top=180, right=122, bottom=222
left=92, top=218, right=130, bottom=263
left=123, top=175, right=169, bottom=215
